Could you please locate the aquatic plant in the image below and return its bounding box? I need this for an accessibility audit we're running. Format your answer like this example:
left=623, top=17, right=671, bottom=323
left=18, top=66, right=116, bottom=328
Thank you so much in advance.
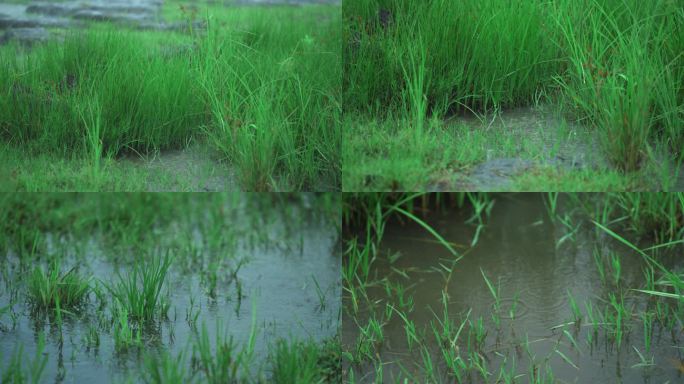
left=271, top=339, right=328, bottom=384
left=480, top=269, right=501, bottom=313
left=0, top=333, right=47, bottom=384
left=106, top=253, right=172, bottom=322
left=113, top=305, right=142, bottom=352
left=311, top=276, right=328, bottom=311
left=191, top=323, right=242, bottom=384
left=142, top=350, right=190, bottom=384
left=342, top=193, right=684, bottom=381
left=567, top=290, right=581, bottom=324
left=26, top=260, right=90, bottom=311
left=430, top=297, right=469, bottom=381
left=594, top=220, right=684, bottom=303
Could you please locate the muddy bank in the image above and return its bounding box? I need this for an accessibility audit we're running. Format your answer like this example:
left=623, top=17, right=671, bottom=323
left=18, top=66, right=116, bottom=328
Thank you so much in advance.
left=430, top=107, right=607, bottom=191
left=426, top=107, right=682, bottom=191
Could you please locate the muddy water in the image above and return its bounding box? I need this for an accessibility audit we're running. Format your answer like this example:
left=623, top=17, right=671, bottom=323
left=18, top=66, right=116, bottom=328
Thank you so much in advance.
left=0, top=199, right=340, bottom=383
left=344, top=194, right=683, bottom=383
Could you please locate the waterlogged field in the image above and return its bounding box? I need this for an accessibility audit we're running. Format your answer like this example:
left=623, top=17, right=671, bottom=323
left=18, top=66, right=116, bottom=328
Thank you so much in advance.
left=342, top=193, right=684, bottom=382
left=0, top=193, right=342, bottom=383
left=343, top=0, right=684, bottom=191
left=0, top=0, right=340, bottom=191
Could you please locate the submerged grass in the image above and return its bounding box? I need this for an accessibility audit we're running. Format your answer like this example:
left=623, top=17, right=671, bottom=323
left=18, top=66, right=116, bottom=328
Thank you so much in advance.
left=343, top=193, right=684, bottom=382
left=0, top=5, right=340, bottom=191
left=1, top=193, right=341, bottom=382
left=0, top=333, right=47, bottom=384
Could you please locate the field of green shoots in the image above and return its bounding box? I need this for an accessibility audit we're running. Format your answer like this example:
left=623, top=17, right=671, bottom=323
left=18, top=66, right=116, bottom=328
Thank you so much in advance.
left=0, top=1, right=340, bottom=191
left=342, top=192, right=684, bottom=382
left=343, top=0, right=683, bottom=191
left=0, top=193, right=342, bottom=383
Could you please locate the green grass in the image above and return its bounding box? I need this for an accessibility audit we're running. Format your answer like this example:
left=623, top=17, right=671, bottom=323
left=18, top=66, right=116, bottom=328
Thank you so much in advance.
left=26, top=259, right=90, bottom=312
left=106, top=253, right=172, bottom=322
left=0, top=333, right=47, bottom=384
left=0, top=5, right=340, bottom=191
left=1, top=193, right=341, bottom=382
left=142, top=350, right=189, bottom=384
left=112, top=304, right=142, bottom=352
left=344, top=0, right=683, bottom=190
left=0, top=143, right=202, bottom=191
left=271, top=339, right=340, bottom=384
left=342, top=193, right=684, bottom=381
left=191, top=322, right=244, bottom=384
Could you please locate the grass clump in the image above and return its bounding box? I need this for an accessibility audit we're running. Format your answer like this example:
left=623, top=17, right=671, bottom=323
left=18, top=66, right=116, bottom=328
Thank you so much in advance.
left=0, top=333, right=47, bottom=384
left=191, top=322, right=243, bottom=384
left=0, top=4, right=340, bottom=191
left=344, top=0, right=683, bottom=190
left=106, top=253, right=172, bottom=322
left=271, top=339, right=341, bottom=384
left=27, top=259, right=90, bottom=311
left=553, top=0, right=683, bottom=171
left=142, top=350, right=189, bottom=384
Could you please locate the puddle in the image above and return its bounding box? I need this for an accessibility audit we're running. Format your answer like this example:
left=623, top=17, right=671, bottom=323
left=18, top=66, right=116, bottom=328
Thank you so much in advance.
left=0, top=194, right=340, bottom=382
left=343, top=194, right=683, bottom=383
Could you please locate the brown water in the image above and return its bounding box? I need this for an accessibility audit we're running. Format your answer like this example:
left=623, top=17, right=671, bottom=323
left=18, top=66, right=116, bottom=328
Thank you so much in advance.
left=343, top=194, right=683, bottom=383
left=0, top=197, right=340, bottom=383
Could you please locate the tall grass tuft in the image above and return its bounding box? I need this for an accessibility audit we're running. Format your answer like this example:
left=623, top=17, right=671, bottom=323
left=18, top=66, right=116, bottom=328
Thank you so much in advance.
left=27, top=259, right=90, bottom=311
left=271, top=339, right=325, bottom=384
left=344, top=0, right=683, bottom=185
left=0, top=29, right=205, bottom=156
left=143, top=350, right=189, bottom=384
left=107, top=253, right=172, bottom=322
left=0, top=5, right=340, bottom=191
left=553, top=0, right=683, bottom=171
left=191, top=322, right=242, bottom=384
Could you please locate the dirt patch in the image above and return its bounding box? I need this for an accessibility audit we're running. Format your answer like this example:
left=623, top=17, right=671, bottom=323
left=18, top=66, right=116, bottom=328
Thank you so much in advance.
left=430, top=107, right=608, bottom=191
left=122, top=144, right=236, bottom=191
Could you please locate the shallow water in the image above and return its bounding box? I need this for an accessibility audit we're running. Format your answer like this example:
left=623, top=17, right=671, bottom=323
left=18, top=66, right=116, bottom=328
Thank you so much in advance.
left=344, top=194, right=683, bottom=383
left=0, top=196, right=340, bottom=383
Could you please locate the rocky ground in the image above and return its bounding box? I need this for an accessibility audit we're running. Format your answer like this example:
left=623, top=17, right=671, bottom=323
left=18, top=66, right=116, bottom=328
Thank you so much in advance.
left=0, top=0, right=338, bottom=45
